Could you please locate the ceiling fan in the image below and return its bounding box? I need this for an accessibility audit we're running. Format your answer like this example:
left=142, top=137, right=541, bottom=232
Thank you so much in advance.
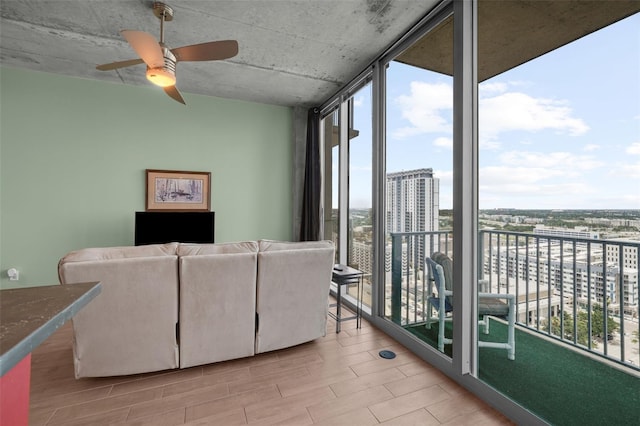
left=96, top=1, right=238, bottom=105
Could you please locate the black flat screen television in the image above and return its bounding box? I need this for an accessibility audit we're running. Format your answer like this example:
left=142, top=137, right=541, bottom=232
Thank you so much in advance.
left=135, top=211, right=215, bottom=246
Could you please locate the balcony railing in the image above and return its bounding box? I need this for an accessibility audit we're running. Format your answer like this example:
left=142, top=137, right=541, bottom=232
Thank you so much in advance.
left=389, top=231, right=453, bottom=325
left=389, top=230, right=640, bottom=369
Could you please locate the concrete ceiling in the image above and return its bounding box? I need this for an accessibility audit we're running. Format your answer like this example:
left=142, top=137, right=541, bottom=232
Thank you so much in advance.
left=0, top=0, right=438, bottom=107
left=2, top=1, right=638, bottom=108
left=397, top=1, right=640, bottom=82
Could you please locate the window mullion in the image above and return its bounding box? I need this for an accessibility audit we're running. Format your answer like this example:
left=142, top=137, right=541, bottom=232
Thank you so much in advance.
left=338, top=101, right=350, bottom=265
left=452, top=0, right=478, bottom=376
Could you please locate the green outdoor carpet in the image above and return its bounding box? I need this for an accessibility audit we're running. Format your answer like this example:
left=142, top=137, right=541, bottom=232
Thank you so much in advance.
left=406, top=320, right=640, bottom=425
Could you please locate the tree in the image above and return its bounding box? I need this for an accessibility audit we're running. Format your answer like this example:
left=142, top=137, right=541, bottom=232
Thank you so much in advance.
left=587, top=303, right=619, bottom=339
left=542, top=303, right=619, bottom=348
left=544, top=311, right=578, bottom=343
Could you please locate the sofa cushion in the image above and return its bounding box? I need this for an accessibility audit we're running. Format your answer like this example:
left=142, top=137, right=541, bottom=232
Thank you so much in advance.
left=258, top=239, right=333, bottom=252
left=179, top=251, right=258, bottom=368
left=177, top=241, right=258, bottom=256
left=255, top=241, right=335, bottom=354
left=59, top=243, right=178, bottom=263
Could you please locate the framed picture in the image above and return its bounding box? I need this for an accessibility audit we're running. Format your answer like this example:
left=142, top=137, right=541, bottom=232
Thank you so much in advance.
left=145, top=169, right=211, bottom=211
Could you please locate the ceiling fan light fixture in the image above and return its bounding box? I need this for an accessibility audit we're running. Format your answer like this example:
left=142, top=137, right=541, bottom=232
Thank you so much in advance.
left=96, top=2, right=238, bottom=104
left=146, top=67, right=176, bottom=87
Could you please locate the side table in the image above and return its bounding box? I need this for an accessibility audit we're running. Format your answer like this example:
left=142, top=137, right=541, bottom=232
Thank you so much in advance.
left=329, top=264, right=363, bottom=333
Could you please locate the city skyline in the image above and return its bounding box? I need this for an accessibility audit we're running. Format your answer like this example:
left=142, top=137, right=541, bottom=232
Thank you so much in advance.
left=348, top=12, right=639, bottom=210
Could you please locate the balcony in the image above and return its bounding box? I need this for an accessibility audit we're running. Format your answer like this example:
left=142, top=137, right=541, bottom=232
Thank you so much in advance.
left=389, top=230, right=640, bottom=424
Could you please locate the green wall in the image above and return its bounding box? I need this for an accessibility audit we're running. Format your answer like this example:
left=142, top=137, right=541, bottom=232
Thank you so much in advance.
left=0, top=67, right=293, bottom=289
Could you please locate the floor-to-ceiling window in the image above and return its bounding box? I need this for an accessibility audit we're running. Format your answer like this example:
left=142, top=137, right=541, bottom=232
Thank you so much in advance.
left=322, top=76, right=374, bottom=311
left=476, top=5, right=640, bottom=424
left=322, top=109, right=340, bottom=264
left=382, top=16, right=454, bottom=357
left=318, top=1, right=638, bottom=423
left=347, top=80, right=374, bottom=309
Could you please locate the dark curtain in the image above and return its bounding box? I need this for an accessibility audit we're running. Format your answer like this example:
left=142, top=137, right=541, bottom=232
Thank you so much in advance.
left=300, top=107, right=321, bottom=241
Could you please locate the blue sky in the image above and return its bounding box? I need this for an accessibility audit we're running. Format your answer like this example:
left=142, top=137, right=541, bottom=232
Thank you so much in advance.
left=348, top=12, right=639, bottom=210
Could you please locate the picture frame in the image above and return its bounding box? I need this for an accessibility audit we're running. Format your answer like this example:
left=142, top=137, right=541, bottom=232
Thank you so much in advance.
left=145, top=169, right=211, bottom=211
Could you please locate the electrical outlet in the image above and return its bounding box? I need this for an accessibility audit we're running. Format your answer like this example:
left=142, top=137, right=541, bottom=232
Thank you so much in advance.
left=7, top=268, right=19, bottom=281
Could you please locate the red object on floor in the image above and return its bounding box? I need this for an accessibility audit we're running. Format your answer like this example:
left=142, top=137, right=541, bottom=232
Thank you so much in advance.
left=0, top=354, right=31, bottom=426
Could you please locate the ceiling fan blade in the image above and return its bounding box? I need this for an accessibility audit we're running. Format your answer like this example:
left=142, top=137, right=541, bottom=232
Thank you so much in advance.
left=164, top=85, right=186, bottom=105
left=172, top=40, right=238, bottom=62
left=96, top=58, right=144, bottom=71
left=120, top=30, right=164, bottom=68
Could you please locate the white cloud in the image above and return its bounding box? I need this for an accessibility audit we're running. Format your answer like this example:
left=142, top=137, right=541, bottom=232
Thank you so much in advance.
left=479, top=82, right=508, bottom=95
left=626, top=142, right=640, bottom=155
left=476, top=150, right=611, bottom=208
left=479, top=165, right=593, bottom=199
left=583, top=144, right=600, bottom=152
left=606, top=144, right=640, bottom=180
left=433, top=136, right=453, bottom=149
left=392, top=80, right=589, bottom=148
left=498, top=151, right=603, bottom=172
left=616, top=193, right=640, bottom=206
left=436, top=156, right=636, bottom=209
left=480, top=165, right=565, bottom=186
left=609, top=160, right=640, bottom=179
left=434, top=169, right=453, bottom=185
left=480, top=138, right=502, bottom=150
left=479, top=80, right=530, bottom=96
left=393, top=81, right=453, bottom=138
left=480, top=92, right=589, bottom=142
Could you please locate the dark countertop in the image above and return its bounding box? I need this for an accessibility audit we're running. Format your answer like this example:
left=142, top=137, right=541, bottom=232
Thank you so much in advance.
left=0, top=282, right=101, bottom=376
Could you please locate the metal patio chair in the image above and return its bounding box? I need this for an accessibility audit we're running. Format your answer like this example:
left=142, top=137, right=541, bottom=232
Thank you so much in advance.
left=425, top=252, right=515, bottom=360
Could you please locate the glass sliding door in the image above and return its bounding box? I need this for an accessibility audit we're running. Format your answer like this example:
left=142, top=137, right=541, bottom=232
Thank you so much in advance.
left=382, top=15, right=454, bottom=358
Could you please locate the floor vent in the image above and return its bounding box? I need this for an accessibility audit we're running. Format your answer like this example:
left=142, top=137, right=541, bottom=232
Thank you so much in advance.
left=378, top=350, right=396, bottom=359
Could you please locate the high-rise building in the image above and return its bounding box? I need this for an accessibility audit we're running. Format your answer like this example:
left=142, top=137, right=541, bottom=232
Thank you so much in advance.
left=386, top=168, right=439, bottom=234
left=386, top=168, right=440, bottom=272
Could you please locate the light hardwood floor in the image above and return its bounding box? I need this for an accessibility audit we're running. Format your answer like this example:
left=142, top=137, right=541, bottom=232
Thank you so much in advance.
left=29, top=310, right=513, bottom=425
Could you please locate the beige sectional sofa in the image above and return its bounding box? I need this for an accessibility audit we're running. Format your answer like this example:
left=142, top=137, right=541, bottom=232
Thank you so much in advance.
left=58, top=240, right=335, bottom=378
